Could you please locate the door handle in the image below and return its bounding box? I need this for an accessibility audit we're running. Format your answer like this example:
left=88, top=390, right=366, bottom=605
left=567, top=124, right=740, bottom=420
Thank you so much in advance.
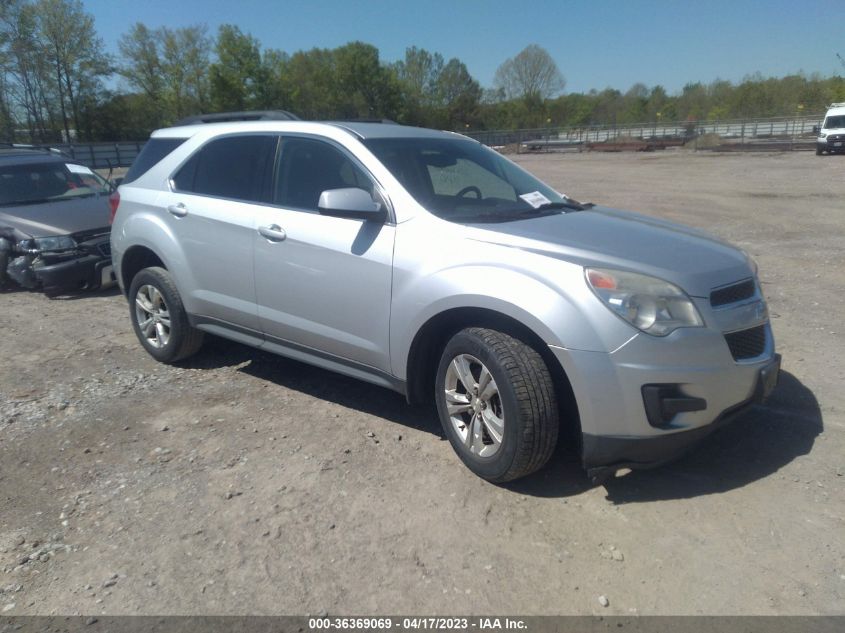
left=167, top=203, right=188, bottom=218
left=258, top=224, right=287, bottom=242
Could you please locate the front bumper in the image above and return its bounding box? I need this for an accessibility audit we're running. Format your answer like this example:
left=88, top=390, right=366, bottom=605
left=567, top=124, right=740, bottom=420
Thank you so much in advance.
left=32, top=237, right=114, bottom=292
left=818, top=138, right=845, bottom=152
left=582, top=353, right=780, bottom=481
left=549, top=320, right=779, bottom=480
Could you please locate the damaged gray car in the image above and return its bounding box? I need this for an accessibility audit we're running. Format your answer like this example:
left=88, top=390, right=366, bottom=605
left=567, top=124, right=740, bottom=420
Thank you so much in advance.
left=0, top=147, right=115, bottom=294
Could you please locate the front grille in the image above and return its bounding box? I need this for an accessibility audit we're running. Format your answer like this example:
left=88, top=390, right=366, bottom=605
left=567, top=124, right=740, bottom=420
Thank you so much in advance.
left=710, top=279, right=756, bottom=307
left=724, top=325, right=766, bottom=360
left=828, top=134, right=845, bottom=142
left=97, top=242, right=111, bottom=257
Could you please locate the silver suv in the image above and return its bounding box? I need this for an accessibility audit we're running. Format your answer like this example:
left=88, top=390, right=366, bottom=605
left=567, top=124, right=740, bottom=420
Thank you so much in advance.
left=111, top=114, right=780, bottom=483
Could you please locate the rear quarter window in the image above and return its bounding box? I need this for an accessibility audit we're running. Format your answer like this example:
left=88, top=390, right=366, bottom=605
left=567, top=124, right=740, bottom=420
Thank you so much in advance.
left=123, top=138, right=187, bottom=184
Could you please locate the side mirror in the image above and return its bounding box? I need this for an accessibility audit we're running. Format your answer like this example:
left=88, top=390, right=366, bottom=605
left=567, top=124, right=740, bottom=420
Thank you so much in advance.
left=317, top=187, right=383, bottom=220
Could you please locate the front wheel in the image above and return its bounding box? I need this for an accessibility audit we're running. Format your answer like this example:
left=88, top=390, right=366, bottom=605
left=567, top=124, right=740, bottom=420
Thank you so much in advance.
left=435, top=327, right=559, bottom=482
left=128, top=266, right=204, bottom=363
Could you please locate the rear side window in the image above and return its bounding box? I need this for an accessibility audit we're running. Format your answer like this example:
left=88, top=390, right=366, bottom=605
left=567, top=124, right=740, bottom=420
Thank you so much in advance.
left=123, top=138, right=186, bottom=184
left=173, top=135, right=277, bottom=203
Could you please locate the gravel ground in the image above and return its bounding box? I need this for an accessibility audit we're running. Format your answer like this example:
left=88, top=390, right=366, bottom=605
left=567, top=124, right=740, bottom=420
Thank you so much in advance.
left=0, top=150, right=843, bottom=616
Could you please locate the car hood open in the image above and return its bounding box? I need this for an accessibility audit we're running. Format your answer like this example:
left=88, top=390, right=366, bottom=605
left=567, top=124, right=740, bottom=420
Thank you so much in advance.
left=0, top=195, right=111, bottom=239
left=466, top=206, right=752, bottom=298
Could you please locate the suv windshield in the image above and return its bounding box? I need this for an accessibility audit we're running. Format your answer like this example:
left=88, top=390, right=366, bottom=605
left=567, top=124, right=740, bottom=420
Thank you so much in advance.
left=823, top=115, right=845, bottom=129
left=0, top=162, right=109, bottom=206
left=363, top=137, right=571, bottom=222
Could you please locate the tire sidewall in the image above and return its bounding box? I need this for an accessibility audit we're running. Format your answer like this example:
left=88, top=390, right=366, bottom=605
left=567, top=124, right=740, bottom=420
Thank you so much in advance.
left=128, top=267, right=188, bottom=363
left=435, top=330, right=522, bottom=481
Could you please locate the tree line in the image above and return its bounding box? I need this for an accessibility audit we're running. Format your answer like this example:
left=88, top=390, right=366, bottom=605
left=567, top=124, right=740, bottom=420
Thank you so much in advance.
left=2, top=0, right=844, bottom=143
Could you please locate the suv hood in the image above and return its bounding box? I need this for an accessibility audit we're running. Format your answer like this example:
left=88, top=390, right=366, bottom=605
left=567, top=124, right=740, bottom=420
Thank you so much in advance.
left=0, top=195, right=111, bottom=238
left=466, top=207, right=751, bottom=298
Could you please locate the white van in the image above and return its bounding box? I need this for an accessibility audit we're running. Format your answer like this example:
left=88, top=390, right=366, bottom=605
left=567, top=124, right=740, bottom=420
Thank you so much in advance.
left=816, top=103, right=845, bottom=155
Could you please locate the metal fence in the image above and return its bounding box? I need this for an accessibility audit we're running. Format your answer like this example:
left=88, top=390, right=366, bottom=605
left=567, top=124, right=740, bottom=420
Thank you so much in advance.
left=15, top=113, right=828, bottom=165
left=22, top=141, right=146, bottom=169
left=465, top=113, right=826, bottom=153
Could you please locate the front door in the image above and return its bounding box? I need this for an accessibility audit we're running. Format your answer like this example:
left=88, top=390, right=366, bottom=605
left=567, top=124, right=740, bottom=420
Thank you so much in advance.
left=253, top=136, right=395, bottom=373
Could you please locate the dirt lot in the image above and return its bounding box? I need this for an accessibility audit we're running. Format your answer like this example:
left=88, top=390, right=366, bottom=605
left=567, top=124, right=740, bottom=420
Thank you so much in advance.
left=0, top=150, right=843, bottom=616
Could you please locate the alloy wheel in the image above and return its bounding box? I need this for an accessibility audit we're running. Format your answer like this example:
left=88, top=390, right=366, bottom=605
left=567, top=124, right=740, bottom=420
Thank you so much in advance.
left=443, top=353, right=505, bottom=457
left=134, top=284, right=171, bottom=349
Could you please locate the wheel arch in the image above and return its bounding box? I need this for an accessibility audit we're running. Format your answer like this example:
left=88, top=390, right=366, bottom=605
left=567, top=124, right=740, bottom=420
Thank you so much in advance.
left=405, top=306, right=581, bottom=439
left=120, top=245, right=166, bottom=295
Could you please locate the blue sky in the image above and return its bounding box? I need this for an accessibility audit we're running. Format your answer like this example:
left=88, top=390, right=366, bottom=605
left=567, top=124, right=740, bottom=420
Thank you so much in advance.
left=84, top=0, right=842, bottom=94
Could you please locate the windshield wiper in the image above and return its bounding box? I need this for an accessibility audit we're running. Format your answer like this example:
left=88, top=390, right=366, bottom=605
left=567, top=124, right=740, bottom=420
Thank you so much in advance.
left=535, top=199, right=593, bottom=211
left=0, top=198, right=53, bottom=206
left=459, top=207, right=563, bottom=223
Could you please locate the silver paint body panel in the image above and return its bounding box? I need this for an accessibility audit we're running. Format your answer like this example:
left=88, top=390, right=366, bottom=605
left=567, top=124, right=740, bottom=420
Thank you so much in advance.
left=112, top=120, right=776, bottom=449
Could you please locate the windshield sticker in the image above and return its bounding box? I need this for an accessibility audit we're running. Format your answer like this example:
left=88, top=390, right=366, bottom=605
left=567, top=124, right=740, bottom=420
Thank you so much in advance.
left=66, top=163, right=95, bottom=175
left=519, top=191, right=552, bottom=209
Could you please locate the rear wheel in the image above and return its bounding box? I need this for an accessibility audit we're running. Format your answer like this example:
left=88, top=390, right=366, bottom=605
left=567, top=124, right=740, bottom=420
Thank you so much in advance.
left=435, top=327, right=559, bottom=482
left=128, top=266, right=204, bottom=363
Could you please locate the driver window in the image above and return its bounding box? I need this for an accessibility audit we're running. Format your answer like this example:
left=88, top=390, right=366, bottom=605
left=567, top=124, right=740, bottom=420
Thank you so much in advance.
left=275, top=137, right=374, bottom=212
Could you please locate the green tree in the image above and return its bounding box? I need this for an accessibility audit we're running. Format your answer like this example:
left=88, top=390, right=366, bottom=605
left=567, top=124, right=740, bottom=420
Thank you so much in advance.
left=394, top=46, right=444, bottom=125
left=285, top=47, right=337, bottom=119
left=118, top=23, right=163, bottom=102
left=118, top=22, right=210, bottom=127
left=435, top=58, right=481, bottom=129
left=254, top=48, right=291, bottom=110
left=35, top=0, right=110, bottom=141
left=333, top=41, right=400, bottom=119
left=209, top=24, right=262, bottom=111
left=159, top=25, right=210, bottom=118
left=1, top=0, right=58, bottom=140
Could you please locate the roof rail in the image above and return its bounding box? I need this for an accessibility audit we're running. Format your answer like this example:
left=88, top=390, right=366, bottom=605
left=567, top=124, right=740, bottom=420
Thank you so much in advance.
left=829, top=102, right=845, bottom=109
left=328, top=118, right=399, bottom=125
left=0, top=143, right=67, bottom=156
left=173, top=110, right=300, bottom=126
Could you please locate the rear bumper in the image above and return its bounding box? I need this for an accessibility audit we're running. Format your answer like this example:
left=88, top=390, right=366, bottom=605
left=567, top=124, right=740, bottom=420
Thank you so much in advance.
left=582, top=353, right=780, bottom=481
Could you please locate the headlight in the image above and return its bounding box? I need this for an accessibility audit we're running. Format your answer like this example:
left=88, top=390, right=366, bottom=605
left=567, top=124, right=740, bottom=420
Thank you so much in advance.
left=33, top=235, right=77, bottom=251
left=819, top=133, right=827, bottom=139
left=585, top=268, right=704, bottom=337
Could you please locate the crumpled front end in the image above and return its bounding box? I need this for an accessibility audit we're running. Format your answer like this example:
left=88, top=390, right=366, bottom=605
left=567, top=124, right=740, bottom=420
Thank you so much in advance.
left=1, top=227, right=115, bottom=293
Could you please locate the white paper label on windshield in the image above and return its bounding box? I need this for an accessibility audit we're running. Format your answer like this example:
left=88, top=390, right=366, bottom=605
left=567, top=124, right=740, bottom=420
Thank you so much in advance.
left=519, top=191, right=552, bottom=209
left=66, top=163, right=95, bottom=175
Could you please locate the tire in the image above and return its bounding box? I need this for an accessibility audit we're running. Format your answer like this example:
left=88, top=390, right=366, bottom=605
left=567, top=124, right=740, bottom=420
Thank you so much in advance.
left=816, top=146, right=824, bottom=155
left=435, top=327, right=559, bottom=482
left=128, top=266, right=204, bottom=363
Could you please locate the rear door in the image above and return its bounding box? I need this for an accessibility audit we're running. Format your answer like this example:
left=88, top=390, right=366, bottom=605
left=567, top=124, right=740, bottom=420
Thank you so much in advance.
left=253, top=135, right=395, bottom=372
left=159, top=134, right=277, bottom=331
